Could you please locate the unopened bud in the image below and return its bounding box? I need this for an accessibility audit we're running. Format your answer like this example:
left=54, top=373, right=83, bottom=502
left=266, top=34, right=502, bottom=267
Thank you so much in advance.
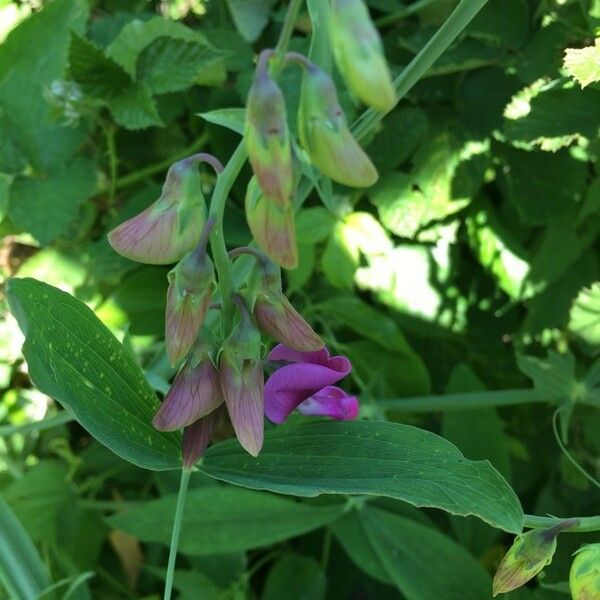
left=108, top=157, right=206, bottom=264
left=165, top=223, right=215, bottom=365
left=252, top=259, right=323, bottom=351
left=245, top=50, right=294, bottom=206
left=297, top=60, right=378, bottom=188
left=219, top=296, right=264, bottom=457
left=493, top=520, right=579, bottom=596
left=330, top=0, right=396, bottom=112
left=245, top=177, right=298, bottom=269
left=182, top=406, right=222, bottom=469
left=570, top=543, right=600, bottom=600
left=152, top=353, right=223, bottom=431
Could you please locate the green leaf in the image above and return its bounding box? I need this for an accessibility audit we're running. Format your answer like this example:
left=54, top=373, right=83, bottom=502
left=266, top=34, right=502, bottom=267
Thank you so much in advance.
left=516, top=350, right=576, bottom=399
left=3, top=461, right=75, bottom=542
left=201, top=421, right=524, bottom=533
left=0, top=494, right=51, bottom=600
left=198, top=108, right=245, bottom=134
left=108, top=81, right=162, bottom=130
left=8, top=158, right=96, bottom=245
left=564, top=38, right=600, bottom=88
left=360, top=506, right=493, bottom=599
left=262, top=554, right=326, bottom=600
left=106, top=487, right=344, bottom=555
left=467, top=0, right=529, bottom=49
left=226, top=0, right=276, bottom=42
left=68, top=33, right=131, bottom=97
left=569, top=282, right=600, bottom=347
left=0, top=0, right=87, bottom=171
left=136, top=36, right=219, bottom=94
left=0, top=173, right=11, bottom=221
left=295, top=207, right=336, bottom=245
left=6, top=278, right=181, bottom=471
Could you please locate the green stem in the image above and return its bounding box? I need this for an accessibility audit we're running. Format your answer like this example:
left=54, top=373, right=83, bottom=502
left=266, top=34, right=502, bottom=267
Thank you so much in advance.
left=163, top=469, right=191, bottom=600
left=377, top=389, right=549, bottom=413
left=103, top=123, right=118, bottom=214
left=352, top=0, right=490, bottom=141
left=523, top=514, right=600, bottom=533
left=208, top=143, right=248, bottom=332
left=275, top=0, right=304, bottom=57
left=375, top=0, right=443, bottom=26
left=116, top=131, right=209, bottom=190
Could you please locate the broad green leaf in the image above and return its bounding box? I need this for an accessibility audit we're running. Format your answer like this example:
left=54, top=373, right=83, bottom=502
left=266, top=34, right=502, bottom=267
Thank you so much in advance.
left=106, top=487, right=344, bottom=555
left=0, top=495, right=51, bottom=600
left=136, top=36, right=220, bottom=94
left=226, top=0, right=276, bottom=42
left=569, top=282, right=600, bottom=347
left=468, top=0, right=529, bottom=49
left=8, top=158, right=96, bottom=245
left=108, top=81, right=162, bottom=130
left=321, top=221, right=359, bottom=290
left=0, top=173, right=11, bottom=220
left=564, top=38, right=600, bottom=88
left=516, top=351, right=576, bottom=399
left=202, top=421, right=524, bottom=533
left=360, top=507, right=493, bottom=599
left=174, top=571, right=224, bottom=600
left=295, top=207, right=336, bottom=245
left=3, top=461, right=75, bottom=542
left=6, top=278, right=181, bottom=471
left=0, top=0, right=86, bottom=171
left=262, top=554, right=326, bottom=600
left=198, top=108, right=245, bottom=134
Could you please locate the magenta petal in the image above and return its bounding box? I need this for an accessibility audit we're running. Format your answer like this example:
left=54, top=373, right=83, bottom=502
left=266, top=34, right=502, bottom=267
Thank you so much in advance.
left=264, top=360, right=351, bottom=424
left=297, top=386, right=359, bottom=420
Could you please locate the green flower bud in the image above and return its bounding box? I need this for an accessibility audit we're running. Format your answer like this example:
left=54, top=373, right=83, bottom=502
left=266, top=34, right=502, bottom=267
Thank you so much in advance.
left=245, top=177, right=298, bottom=270
left=245, top=50, right=294, bottom=206
left=108, top=157, right=206, bottom=265
left=493, top=520, right=578, bottom=596
left=330, top=0, right=396, bottom=112
left=570, top=544, right=600, bottom=600
left=297, top=61, right=378, bottom=188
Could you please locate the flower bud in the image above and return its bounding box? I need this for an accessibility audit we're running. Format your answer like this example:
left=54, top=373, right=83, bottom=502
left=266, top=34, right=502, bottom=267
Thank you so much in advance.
left=493, top=520, right=579, bottom=596
left=219, top=297, right=265, bottom=457
left=252, top=260, right=323, bottom=352
left=165, top=225, right=215, bottom=366
left=330, top=0, right=396, bottom=112
left=245, top=177, right=298, bottom=269
left=152, top=352, right=223, bottom=431
left=245, top=50, right=294, bottom=206
left=108, top=157, right=206, bottom=265
left=182, top=406, right=222, bottom=469
left=570, top=544, right=600, bottom=600
left=297, top=62, right=378, bottom=188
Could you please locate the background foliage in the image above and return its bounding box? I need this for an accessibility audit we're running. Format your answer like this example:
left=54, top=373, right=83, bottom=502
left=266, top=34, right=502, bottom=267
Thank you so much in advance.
left=0, top=0, right=598, bottom=598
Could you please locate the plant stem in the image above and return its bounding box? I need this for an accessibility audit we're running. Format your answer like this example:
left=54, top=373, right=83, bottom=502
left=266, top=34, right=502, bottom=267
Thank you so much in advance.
left=115, top=131, right=209, bottom=190
left=523, top=514, right=600, bottom=533
left=103, top=123, right=118, bottom=215
left=275, top=0, right=304, bottom=57
left=376, top=389, right=549, bottom=412
left=352, top=0, right=490, bottom=141
left=163, top=469, right=191, bottom=600
left=208, top=142, right=248, bottom=332
left=375, top=0, right=443, bottom=26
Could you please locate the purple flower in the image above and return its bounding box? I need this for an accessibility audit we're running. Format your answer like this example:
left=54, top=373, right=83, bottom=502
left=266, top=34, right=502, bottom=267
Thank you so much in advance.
left=264, top=344, right=358, bottom=423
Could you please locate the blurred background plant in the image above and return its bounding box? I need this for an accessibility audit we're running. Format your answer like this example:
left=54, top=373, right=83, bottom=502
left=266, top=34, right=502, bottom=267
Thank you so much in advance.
left=0, top=0, right=599, bottom=598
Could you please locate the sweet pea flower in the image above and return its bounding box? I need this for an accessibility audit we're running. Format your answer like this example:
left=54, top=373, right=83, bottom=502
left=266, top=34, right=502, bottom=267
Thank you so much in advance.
left=264, top=344, right=359, bottom=423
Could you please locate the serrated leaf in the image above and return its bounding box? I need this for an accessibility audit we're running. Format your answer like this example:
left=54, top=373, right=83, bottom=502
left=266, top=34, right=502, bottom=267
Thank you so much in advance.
left=564, top=38, right=600, bottom=88
left=202, top=420, right=524, bottom=534
left=6, top=278, right=181, bottom=471
left=106, top=487, right=344, bottom=555
left=8, top=157, right=96, bottom=245
left=108, top=81, right=162, bottom=130
left=69, top=33, right=131, bottom=97
left=136, top=36, right=218, bottom=94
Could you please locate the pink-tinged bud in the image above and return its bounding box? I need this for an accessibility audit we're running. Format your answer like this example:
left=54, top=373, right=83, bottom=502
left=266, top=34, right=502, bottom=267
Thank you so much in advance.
left=219, top=297, right=264, bottom=457
left=152, top=355, right=223, bottom=431
left=245, top=50, right=294, bottom=206
left=493, top=520, right=579, bottom=596
left=181, top=407, right=222, bottom=469
left=330, top=0, right=396, bottom=112
left=297, top=61, right=378, bottom=188
left=165, top=224, right=216, bottom=365
left=245, top=177, right=298, bottom=270
left=570, top=544, right=600, bottom=600
left=108, top=157, right=206, bottom=265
